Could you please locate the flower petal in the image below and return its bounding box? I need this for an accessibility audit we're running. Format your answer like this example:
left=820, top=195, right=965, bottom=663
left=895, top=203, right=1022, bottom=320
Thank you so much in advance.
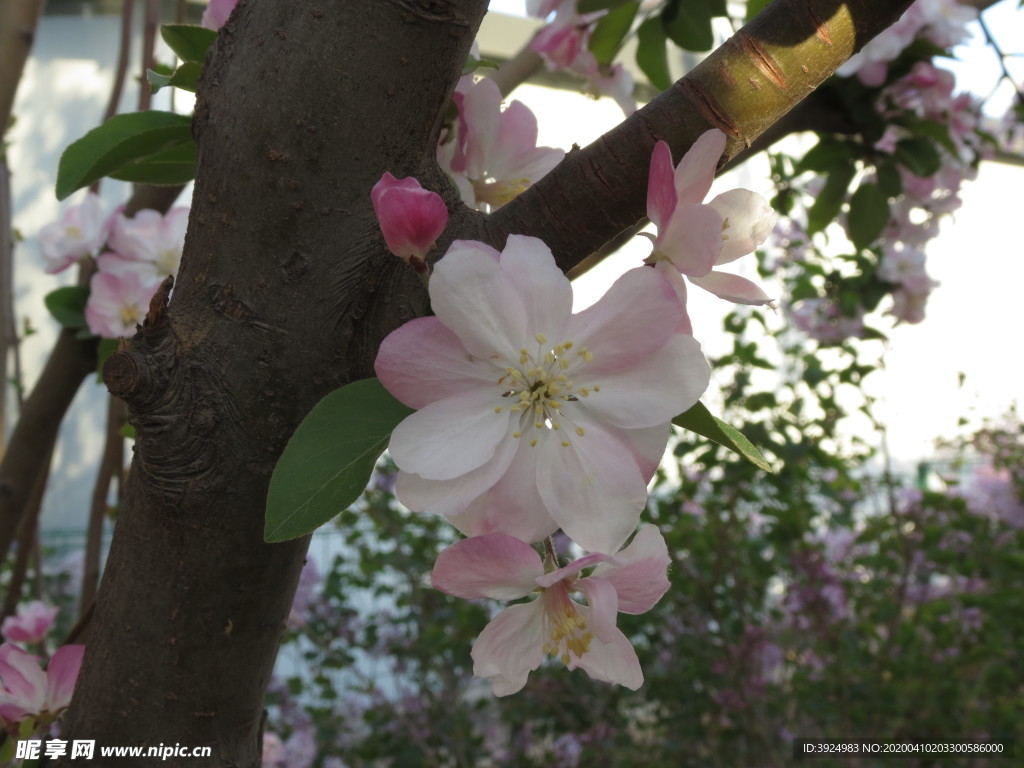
left=566, top=266, right=681, bottom=371
left=375, top=316, right=495, bottom=410
left=472, top=602, right=547, bottom=696
left=572, top=622, right=643, bottom=690
left=430, top=241, right=527, bottom=361
left=432, top=534, right=542, bottom=600
left=394, top=433, right=518, bottom=517
left=653, top=260, right=693, bottom=335
left=45, top=644, right=84, bottom=713
left=578, top=333, right=710, bottom=428
left=590, top=526, right=671, bottom=614
left=646, top=141, right=677, bottom=229
left=657, top=202, right=723, bottom=277
left=0, top=643, right=46, bottom=713
left=498, top=235, right=572, bottom=340
left=689, top=270, right=773, bottom=305
left=536, top=424, right=647, bottom=554
left=673, top=129, right=726, bottom=206
left=388, top=389, right=513, bottom=480
left=575, top=576, right=619, bottom=643
left=707, top=189, right=777, bottom=264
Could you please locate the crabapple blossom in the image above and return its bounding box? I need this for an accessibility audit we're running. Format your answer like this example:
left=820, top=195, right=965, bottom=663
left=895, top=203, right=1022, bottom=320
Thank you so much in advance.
left=0, top=643, right=84, bottom=728
left=645, top=133, right=776, bottom=318
left=376, top=235, right=710, bottom=554
left=837, top=0, right=977, bottom=86
left=108, top=207, right=189, bottom=280
left=370, top=173, right=448, bottom=272
left=84, top=266, right=161, bottom=339
left=38, top=191, right=110, bottom=274
left=1, top=602, right=58, bottom=646
left=438, top=78, right=564, bottom=210
left=201, top=0, right=237, bottom=30
left=788, top=298, right=866, bottom=344
left=432, top=527, right=671, bottom=696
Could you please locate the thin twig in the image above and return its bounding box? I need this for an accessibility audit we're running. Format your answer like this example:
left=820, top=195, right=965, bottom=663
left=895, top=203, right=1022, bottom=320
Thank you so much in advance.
left=79, top=394, right=125, bottom=616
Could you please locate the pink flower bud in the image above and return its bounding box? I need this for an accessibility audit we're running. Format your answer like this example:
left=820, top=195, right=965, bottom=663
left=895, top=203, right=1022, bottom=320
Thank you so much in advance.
left=371, top=172, right=448, bottom=272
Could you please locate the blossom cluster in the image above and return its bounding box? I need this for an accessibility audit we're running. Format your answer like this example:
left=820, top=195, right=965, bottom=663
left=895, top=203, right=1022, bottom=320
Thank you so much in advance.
left=527, top=0, right=635, bottom=115
left=837, top=0, right=978, bottom=87
left=37, top=192, right=188, bottom=338
left=0, top=602, right=83, bottom=738
left=371, top=128, right=775, bottom=695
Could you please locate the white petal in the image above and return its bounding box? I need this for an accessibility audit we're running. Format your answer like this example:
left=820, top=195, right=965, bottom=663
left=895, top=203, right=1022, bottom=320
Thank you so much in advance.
left=432, top=534, right=542, bottom=600
left=574, top=623, right=643, bottom=690
left=536, top=425, right=647, bottom=553
left=499, top=235, right=572, bottom=340
left=689, top=270, right=773, bottom=305
left=472, top=602, right=547, bottom=696
left=707, top=189, right=777, bottom=265
left=389, top=390, right=513, bottom=480
left=578, top=333, right=711, bottom=428
left=430, top=241, right=526, bottom=360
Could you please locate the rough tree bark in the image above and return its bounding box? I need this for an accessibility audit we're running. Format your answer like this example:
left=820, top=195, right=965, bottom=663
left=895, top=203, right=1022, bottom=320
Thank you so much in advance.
left=56, top=0, right=915, bottom=765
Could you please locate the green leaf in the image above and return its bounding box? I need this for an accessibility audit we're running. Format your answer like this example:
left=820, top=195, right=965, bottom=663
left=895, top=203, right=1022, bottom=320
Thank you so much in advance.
left=663, top=0, right=715, bottom=52
left=120, top=423, right=137, bottom=440
left=636, top=17, right=672, bottom=91
left=44, top=286, right=90, bottom=329
left=578, top=0, right=633, bottom=12
left=56, top=111, right=193, bottom=200
left=846, top=182, right=890, bottom=250
left=588, top=1, right=639, bottom=65
left=673, top=401, right=772, bottom=473
left=908, top=117, right=958, bottom=156
left=876, top=159, right=903, bottom=197
left=160, top=24, right=218, bottom=64
left=265, top=378, right=415, bottom=542
left=796, top=138, right=851, bottom=174
left=108, top=140, right=197, bottom=185
left=745, top=0, right=771, bottom=19
left=147, top=62, right=203, bottom=94
left=806, top=162, right=855, bottom=236
left=894, top=137, right=941, bottom=178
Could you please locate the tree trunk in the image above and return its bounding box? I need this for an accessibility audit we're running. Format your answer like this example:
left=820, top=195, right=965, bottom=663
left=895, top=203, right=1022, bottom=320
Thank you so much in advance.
left=57, top=1, right=486, bottom=764
left=57, top=0, right=913, bottom=765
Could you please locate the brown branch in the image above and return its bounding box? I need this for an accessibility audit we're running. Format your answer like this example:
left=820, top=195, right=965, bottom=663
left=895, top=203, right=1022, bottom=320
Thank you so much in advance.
left=484, top=0, right=918, bottom=273
left=0, top=0, right=45, bottom=140
left=79, top=394, right=125, bottom=617
left=0, top=440, right=53, bottom=622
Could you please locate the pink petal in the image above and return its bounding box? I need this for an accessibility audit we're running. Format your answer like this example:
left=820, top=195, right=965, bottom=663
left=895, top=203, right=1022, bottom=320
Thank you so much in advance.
left=498, top=235, right=573, bottom=339
left=375, top=316, right=495, bottom=410
left=430, top=241, right=528, bottom=361
left=0, top=643, right=46, bottom=713
left=653, top=260, right=693, bottom=335
left=45, top=644, right=84, bottom=712
left=536, top=424, right=647, bottom=554
left=656, top=202, right=723, bottom=277
left=388, top=390, right=514, bottom=481
left=565, top=266, right=681, bottom=371
left=574, top=576, right=619, bottom=644
left=472, top=601, right=547, bottom=696
left=576, top=333, right=710, bottom=429
left=590, top=526, right=671, bottom=614
left=394, top=434, right=518, bottom=517
left=432, top=534, right=542, bottom=600
left=689, top=270, right=773, bottom=305
left=646, top=141, right=677, bottom=229
left=460, top=79, right=503, bottom=180
left=673, top=129, right=726, bottom=206
left=706, top=189, right=777, bottom=264
left=572, top=623, right=643, bottom=690
left=445, top=437, right=560, bottom=545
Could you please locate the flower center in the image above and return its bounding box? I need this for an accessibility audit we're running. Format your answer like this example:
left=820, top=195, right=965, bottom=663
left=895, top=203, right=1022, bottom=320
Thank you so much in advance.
left=495, top=333, right=599, bottom=448
left=541, top=584, right=593, bottom=666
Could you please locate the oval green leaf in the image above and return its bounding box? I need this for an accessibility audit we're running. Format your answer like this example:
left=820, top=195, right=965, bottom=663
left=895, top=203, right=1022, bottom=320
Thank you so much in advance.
left=588, top=1, right=639, bottom=65
left=846, top=182, right=890, bottom=251
left=160, top=24, right=218, bottom=64
left=265, top=378, right=415, bottom=542
left=56, top=111, right=193, bottom=200
left=636, top=16, right=672, bottom=92
left=108, top=140, right=197, bottom=186
left=672, top=401, right=772, bottom=473
left=44, top=285, right=90, bottom=329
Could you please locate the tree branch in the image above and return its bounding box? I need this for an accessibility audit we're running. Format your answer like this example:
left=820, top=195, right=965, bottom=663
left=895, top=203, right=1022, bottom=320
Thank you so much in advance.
left=484, top=0, right=917, bottom=273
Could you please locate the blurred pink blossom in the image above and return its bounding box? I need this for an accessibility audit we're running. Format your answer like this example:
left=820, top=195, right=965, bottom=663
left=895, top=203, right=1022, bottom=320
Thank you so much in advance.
left=38, top=192, right=110, bottom=274
left=1, top=602, right=58, bottom=646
